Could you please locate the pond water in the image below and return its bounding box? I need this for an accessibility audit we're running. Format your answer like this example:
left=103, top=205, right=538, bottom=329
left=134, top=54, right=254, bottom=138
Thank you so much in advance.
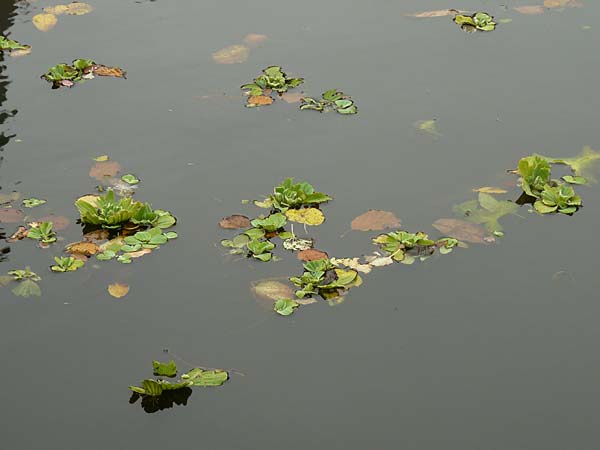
left=2, top=0, right=600, bottom=449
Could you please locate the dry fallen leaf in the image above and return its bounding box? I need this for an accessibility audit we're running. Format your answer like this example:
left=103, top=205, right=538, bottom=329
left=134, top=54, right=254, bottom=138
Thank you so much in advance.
left=127, top=248, right=152, bottom=258
left=351, top=210, right=401, bottom=231
left=89, top=161, right=121, bottom=180
left=432, top=218, right=495, bottom=244
left=514, top=5, right=545, bottom=14
left=219, top=214, right=251, bottom=229
left=34, top=215, right=70, bottom=231
left=65, top=241, right=99, bottom=257
left=9, top=47, right=32, bottom=58
left=405, top=8, right=463, bottom=18
left=243, top=33, right=268, bottom=46
left=472, top=186, right=508, bottom=194
left=297, top=249, right=329, bottom=262
left=0, top=208, right=24, bottom=223
left=331, top=257, right=372, bottom=274
left=33, top=13, right=58, bottom=31
left=280, top=92, right=304, bottom=103
left=285, top=208, right=325, bottom=226
left=212, top=45, right=249, bottom=64
left=108, top=283, right=129, bottom=298
left=364, top=254, right=394, bottom=267
left=7, top=226, right=28, bottom=242
left=247, top=95, right=273, bottom=107
left=93, top=65, right=126, bottom=78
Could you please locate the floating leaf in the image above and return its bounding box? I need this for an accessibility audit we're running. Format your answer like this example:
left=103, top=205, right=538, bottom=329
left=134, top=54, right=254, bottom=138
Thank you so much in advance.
left=432, top=218, right=495, bottom=244
left=153, top=360, right=177, bottom=377
left=280, top=92, right=304, bottom=103
left=274, top=298, right=299, bottom=316
left=45, top=2, right=94, bottom=15
left=351, top=210, right=401, bottom=231
left=0, top=191, right=20, bottom=205
left=33, top=14, right=58, bottom=32
left=7, top=226, right=28, bottom=242
left=108, top=283, right=129, bottom=298
left=415, top=119, right=441, bottom=137
left=331, top=257, right=372, bottom=274
left=472, top=186, right=508, bottom=194
left=12, top=279, right=41, bottom=297
left=93, top=65, right=126, bottom=78
left=35, top=215, right=70, bottom=230
left=89, top=161, right=121, bottom=180
left=562, top=175, right=587, bottom=185
left=364, top=254, right=394, bottom=267
left=283, top=237, right=314, bottom=251
left=93, top=155, right=109, bottom=162
left=405, top=9, right=463, bottom=18
left=181, top=368, right=229, bottom=387
left=0, top=208, right=24, bottom=223
left=297, top=249, right=328, bottom=261
left=121, top=174, right=140, bottom=185
left=285, top=208, right=325, bottom=226
left=243, top=33, right=268, bottom=46
left=22, top=198, right=46, bottom=208
left=65, top=241, right=99, bottom=257
left=50, top=256, right=85, bottom=272
left=514, top=6, right=545, bottom=14
left=212, top=45, right=249, bottom=64
left=251, top=279, right=295, bottom=303
left=544, top=147, right=600, bottom=183
left=219, top=214, right=251, bottom=229
left=544, top=0, right=582, bottom=7
left=246, top=95, right=273, bottom=107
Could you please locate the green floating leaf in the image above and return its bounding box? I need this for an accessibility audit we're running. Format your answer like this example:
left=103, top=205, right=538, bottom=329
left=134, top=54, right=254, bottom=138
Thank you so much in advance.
left=274, top=298, right=299, bottom=316
left=50, top=256, right=85, bottom=272
left=27, top=221, right=56, bottom=244
left=152, top=360, right=177, bottom=378
left=562, top=175, right=587, bottom=185
left=544, top=146, right=600, bottom=183
left=22, top=198, right=46, bottom=208
left=0, top=35, right=30, bottom=51
left=181, top=368, right=229, bottom=387
left=121, top=174, right=140, bottom=185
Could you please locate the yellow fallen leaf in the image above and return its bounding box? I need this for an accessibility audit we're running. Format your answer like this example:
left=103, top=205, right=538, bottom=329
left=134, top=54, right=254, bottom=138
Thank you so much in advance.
left=212, top=45, right=249, bottom=64
left=285, top=208, right=325, bottom=226
left=331, top=257, right=372, bottom=274
left=472, top=186, right=508, bottom=194
left=108, top=283, right=129, bottom=298
left=33, top=14, right=58, bottom=32
left=45, top=2, right=94, bottom=15
left=44, top=5, right=70, bottom=15
left=93, top=155, right=109, bottom=162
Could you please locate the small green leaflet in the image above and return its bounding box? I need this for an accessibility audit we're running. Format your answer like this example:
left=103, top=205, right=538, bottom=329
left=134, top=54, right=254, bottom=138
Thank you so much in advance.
left=181, top=368, right=229, bottom=387
left=274, top=298, right=299, bottom=316
left=22, top=198, right=46, bottom=208
left=121, top=174, right=140, bottom=185
left=562, top=175, right=588, bottom=185
left=152, top=360, right=177, bottom=377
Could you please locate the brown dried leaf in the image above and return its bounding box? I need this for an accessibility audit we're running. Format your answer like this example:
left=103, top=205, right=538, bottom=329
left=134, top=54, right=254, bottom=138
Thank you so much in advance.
left=33, top=13, right=58, bottom=32
left=280, top=92, right=305, bottom=104
left=212, top=45, right=249, bottom=64
left=65, top=241, right=99, bottom=257
left=219, top=214, right=251, bottom=229
left=9, top=47, right=32, bottom=58
left=432, top=218, right=495, bottom=244
left=7, top=226, right=28, bottom=242
left=108, top=283, right=129, bottom=298
left=351, top=210, right=401, bottom=231
left=83, top=229, right=110, bottom=242
left=405, top=8, right=463, bottom=18
left=514, top=5, right=545, bottom=14
left=331, top=257, right=372, bottom=274
left=36, top=215, right=70, bottom=230
left=243, top=33, right=268, bottom=46
left=0, top=208, right=24, bottom=223
left=472, top=186, right=508, bottom=194
left=247, top=95, right=273, bottom=107
left=93, top=65, right=126, bottom=78
left=297, top=249, right=329, bottom=262
left=89, top=161, right=121, bottom=180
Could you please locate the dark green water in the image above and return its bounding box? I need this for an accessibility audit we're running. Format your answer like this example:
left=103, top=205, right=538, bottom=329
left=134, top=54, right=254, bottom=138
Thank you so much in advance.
left=2, top=1, right=600, bottom=448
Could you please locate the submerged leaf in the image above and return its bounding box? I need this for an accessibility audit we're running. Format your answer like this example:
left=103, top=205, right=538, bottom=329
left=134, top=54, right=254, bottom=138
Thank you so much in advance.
left=33, top=14, right=58, bottom=32
left=473, top=186, right=508, bottom=194
left=432, top=218, right=495, bottom=244
left=251, top=279, right=295, bottom=303
left=297, top=249, right=328, bottom=262
left=89, top=161, right=121, bottom=180
left=219, top=215, right=251, bottom=229
left=405, top=9, right=462, bottom=18
left=415, top=119, right=441, bottom=137
left=351, top=210, right=401, bottom=231
left=212, top=45, right=249, bottom=64
left=12, top=279, right=41, bottom=297
left=243, top=33, right=268, bottom=46
left=108, top=283, right=129, bottom=298
left=514, top=5, right=545, bottom=14
left=246, top=95, right=273, bottom=107
left=0, top=208, right=24, bottom=223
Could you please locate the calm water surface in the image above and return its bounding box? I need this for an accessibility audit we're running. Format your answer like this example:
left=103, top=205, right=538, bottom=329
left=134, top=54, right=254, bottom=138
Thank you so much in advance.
left=1, top=1, right=600, bottom=449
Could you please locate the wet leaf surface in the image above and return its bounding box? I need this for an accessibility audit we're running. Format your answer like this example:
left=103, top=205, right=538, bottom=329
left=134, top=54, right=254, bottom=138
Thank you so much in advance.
left=212, top=45, right=249, bottom=64
left=45, top=2, right=93, bottom=15
left=351, top=210, right=401, bottom=231
left=251, top=279, right=295, bottom=304
left=108, top=283, right=130, bottom=298
left=93, top=65, right=126, bottom=78
left=219, top=215, right=251, bottom=229
left=432, top=218, right=494, bottom=244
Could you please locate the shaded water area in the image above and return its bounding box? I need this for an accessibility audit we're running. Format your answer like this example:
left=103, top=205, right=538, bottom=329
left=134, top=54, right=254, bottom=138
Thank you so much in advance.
left=2, top=0, right=600, bottom=448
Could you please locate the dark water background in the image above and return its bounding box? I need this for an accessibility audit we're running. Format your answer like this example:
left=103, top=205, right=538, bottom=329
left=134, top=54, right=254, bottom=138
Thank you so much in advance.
left=1, top=1, right=600, bottom=449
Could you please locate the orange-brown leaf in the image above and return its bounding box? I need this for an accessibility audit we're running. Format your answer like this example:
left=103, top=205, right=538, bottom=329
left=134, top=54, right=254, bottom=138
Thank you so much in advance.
left=432, top=218, right=495, bottom=244
left=219, top=215, right=251, bottom=229
left=93, top=65, right=126, bottom=78
left=0, top=208, right=24, bottom=223
left=65, top=241, right=99, bottom=256
left=89, top=161, right=121, bottom=180
left=247, top=95, right=273, bottom=107
left=297, top=249, right=329, bottom=262
left=514, top=5, right=545, bottom=14
left=351, top=210, right=401, bottom=231
left=405, top=8, right=463, bottom=18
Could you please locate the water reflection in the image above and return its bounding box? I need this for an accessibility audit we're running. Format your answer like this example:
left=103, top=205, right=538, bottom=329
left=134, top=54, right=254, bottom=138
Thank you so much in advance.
left=129, top=388, right=193, bottom=414
left=0, top=0, right=17, bottom=262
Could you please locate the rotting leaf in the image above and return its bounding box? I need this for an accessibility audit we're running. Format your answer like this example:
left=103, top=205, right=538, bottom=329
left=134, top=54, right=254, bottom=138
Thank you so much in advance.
left=285, top=208, right=325, bottom=226
left=7, top=226, right=28, bottom=242
left=251, top=279, right=295, bottom=304
left=283, top=237, right=313, bottom=251
left=33, top=14, right=58, bottom=32
left=432, top=218, right=495, bottom=244
left=212, top=45, right=249, bottom=64
left=297, top=249, right=328, bottom=262
left=90, top=161, right=121, bottom=180
left=93, top=65, right=127, bottom=78
left=331, top=257, right=372, bottom=274
left=351, top=210, right=401, bottom=231
left=219, top=214, right=251, bottom=229
left=280, top=92, right=304, bottom=103
left=65, top=241, right=99, bottom=257
left=108, top=283, right=129, bottom=298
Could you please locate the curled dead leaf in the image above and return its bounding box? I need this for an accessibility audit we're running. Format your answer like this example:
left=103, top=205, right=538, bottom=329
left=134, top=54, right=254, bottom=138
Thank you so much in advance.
left=83, top=229, right=110, bottom=242
left=9, top=47, right=32, bottom=58
left=108, top=283, right=129, bottom=298
left=89, top=161, right=121, bottom=180
left=7, top=226, right=28, bottom=242
left=219, top=215, right=251, bottom=229
left=432, top=218, right=495, bottom=244
left=297, top=249, right=328, bottom=262
left=93, top=65, right=126, bottom=78
left=33, top=14, right=58, bottom=32
left=351, top=210, right=401, bottom=231
left=212, top=45, right=249, bottom=64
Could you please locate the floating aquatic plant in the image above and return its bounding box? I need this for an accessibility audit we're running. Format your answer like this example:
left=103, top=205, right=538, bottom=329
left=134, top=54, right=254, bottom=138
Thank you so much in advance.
left=0, top=267, right=42, bottom=298
left=27, top=221, right=57, bottom=244
left=241, top=65, right=303, bottom=97
left=42, top=58, right=125, bottom=89
left=50, top=256, right=84, bottom=272
left=0, top=35, right=30, bottom=52
left=260, top=178, right=332, bottom=212
left=289, top=258, right=362, bottom=301
left=454, top=12, right=496, bottom=32
left=300, top=89, right=358, bottom=115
